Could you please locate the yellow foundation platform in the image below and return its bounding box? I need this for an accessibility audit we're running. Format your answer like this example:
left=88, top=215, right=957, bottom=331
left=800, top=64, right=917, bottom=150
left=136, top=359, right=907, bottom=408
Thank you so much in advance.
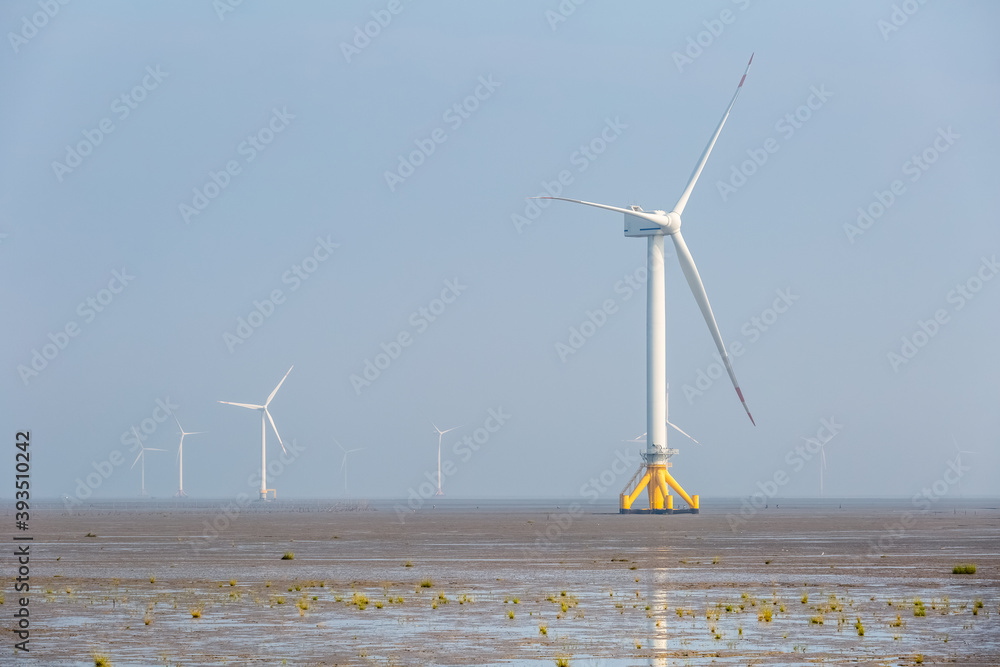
left=619, top=461, right=699, bottom=514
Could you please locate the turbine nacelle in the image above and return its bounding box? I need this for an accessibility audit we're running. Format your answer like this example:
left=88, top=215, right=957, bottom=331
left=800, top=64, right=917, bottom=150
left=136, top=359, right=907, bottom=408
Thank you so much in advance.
left=623, top=209, right=681, bottom=237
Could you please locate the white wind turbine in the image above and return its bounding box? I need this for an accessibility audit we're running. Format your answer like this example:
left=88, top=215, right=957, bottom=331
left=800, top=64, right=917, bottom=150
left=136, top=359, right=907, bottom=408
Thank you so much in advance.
left=430, top=421, right=461, bottom=496
left=334, top=438, right=364, bottom=498
left=219, top=366, right=292, bottom=501
left=627, top=385, right=706, bottom=448
left=817, top=437, right=832, bottom=497
left=130, top=426, right=165, bottom=497
left=537, top=56, right=756, bottom=510
left=951, top=436, right=975, bottom=497
left=174, top=418, right=205, bottom=498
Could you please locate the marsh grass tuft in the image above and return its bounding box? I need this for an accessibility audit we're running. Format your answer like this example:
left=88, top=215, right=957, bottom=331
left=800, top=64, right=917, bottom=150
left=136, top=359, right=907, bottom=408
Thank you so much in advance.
left=508, top=610, right=515, bottom=619
left=420, top=579, right=433, bottom=588
left=952, top=563, right=976, bottom=575
left=189, top=607, right=202, bottom=619
left=281, top=552, right=294, bottom=560
left=93, top=654, right=112, bottom=667
left=539, top=624, right=548, bottom=635
left=229, top=579, right=236, bottom=587
left=404, top=560, right=413, bottom=567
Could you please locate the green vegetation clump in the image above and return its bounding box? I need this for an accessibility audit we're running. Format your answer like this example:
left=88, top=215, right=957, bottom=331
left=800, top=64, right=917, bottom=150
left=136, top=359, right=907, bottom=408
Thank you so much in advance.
left=93, top=654, right=112, bottom=667
left=952, top=563, right=976, bottom=574
left=419, top=579, right=433, bottom=588
left=281, top=552, right=294, bottom=560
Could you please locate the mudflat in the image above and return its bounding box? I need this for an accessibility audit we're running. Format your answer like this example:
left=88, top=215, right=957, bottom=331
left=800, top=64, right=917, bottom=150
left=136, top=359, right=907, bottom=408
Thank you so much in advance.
left=10, top=499, right=1000, bottom=665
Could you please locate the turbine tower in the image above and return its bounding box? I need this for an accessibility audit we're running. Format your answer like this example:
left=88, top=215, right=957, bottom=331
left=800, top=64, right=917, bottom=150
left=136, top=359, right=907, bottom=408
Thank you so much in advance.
left=430, top=421, right=460, bottom=496
left=539, top=56, right=756, bottom=514
left=174, top=417, right=205, bottom=498
left=219, top=366, right=292, bottom=501
left=130, top=426, right=165, bottom=497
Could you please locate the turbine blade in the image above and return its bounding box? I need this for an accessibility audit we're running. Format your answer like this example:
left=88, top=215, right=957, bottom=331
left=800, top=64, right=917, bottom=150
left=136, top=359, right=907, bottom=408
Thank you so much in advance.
left=265, top=365, right=294, bottom=407
left=218, top=401, right=263, bottom=410
left=146, top=448, right=166, bottom=452
left=131, top=451, right=143, bottom=469
left=265, top=408, right=287, bottom=455
left=441, top=425, right=461, bottom=434
left=672, top=53, right=753, bottom=216
left=666, top=420, right=703, bottom=446
left=532, top=197, right=661, bottom=224
left=333, top=438, right=346, bottom=454
left=670, top=229, right=754, bottom=425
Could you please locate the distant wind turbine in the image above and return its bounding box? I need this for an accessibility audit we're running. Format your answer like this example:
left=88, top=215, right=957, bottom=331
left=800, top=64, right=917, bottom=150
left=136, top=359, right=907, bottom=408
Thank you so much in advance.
left=335, top=438, right=364, bottom=498
left=625, top=386, right=705, bottom=447
left=816, top=437, right=834, bottom=497
left=174, top=418, right=205, bottom=498
left=430, top=421, right=461, bottom=496
left=219, top=365, right=292, bottom=501
left=130, top=426, right=165, bottom=497
left=951, top=436, right=975, bottom=497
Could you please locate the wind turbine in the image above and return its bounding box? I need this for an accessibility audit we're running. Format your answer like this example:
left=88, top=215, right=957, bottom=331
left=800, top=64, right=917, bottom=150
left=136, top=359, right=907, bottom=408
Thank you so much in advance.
left=130, top=426, right=165, bottom=497
left=174, top=418, right=205, bottom=498
left=219, top=366, right=292, bottom=501
left=537, top=56, right=756, bottom=514
left=817, top=437, right=832, bottom=497
left=951, top=436, right=975, bottom=497
left=430, top=421, right=461, bottom=496
left=334, top=438, right=364, bottom=498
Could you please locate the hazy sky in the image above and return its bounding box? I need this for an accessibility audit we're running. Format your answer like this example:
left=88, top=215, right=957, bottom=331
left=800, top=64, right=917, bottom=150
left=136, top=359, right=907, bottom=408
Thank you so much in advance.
left=3, top=1, right=998, bottom=503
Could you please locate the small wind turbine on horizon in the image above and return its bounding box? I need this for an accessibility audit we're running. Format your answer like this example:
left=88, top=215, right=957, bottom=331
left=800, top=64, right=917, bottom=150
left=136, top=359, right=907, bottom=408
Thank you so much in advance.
left=130, top=426, right=165, bottom=497
left=626, top=386, right=705, bottom=448
left=819, top=440, right=829, bottom=497
left=174, top=417, right=205, bottom=498
left=430, top=421, right=461, bottom=496
left=335, top=438, right=364, bottom=498
left=219, top=365, right=292, bottom=501
left=951, top=436, right=976, bottom=497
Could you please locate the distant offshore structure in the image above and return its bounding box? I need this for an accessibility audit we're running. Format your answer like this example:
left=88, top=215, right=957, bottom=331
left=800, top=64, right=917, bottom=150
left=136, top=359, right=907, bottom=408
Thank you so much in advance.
left=219, top=366, right=293, bottom=501
left=538, top=55, right=757, bottom=514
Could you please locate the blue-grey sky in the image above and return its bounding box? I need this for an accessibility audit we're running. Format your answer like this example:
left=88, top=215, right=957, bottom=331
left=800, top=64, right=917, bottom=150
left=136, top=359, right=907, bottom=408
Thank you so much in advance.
left=2, top=1, right=998, bottom=502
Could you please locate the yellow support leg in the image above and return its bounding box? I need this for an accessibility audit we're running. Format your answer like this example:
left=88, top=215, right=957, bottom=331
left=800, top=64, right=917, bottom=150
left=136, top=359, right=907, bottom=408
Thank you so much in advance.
left=626, top=471, right=652, bottom=509
left=662, top=469, right=695, bottom=508
left=667, top=494, right=673, bottom=511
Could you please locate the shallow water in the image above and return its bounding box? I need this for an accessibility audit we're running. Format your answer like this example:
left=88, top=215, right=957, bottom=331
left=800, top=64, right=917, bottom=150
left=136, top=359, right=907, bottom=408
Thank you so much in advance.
left=7, top=498, right=999, bottom=665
